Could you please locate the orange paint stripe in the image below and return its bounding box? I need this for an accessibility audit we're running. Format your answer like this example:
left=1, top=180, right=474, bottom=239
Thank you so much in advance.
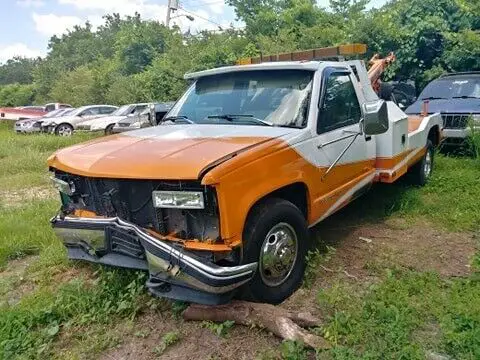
left=375, top=149, right=413, bottom=169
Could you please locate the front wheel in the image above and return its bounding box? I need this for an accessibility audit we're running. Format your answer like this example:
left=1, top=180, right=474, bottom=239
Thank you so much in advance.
left=241, top=198, right=309, bottom=304
left=105, top=123, right=115, bottom=135
left=410, top=140, right=434, bottom=186
left=55, top=123, right=73, bottom=137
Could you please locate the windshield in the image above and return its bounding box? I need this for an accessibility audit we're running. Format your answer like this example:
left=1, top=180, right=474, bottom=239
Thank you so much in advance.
left=44, top=109, right=63, bottom=118
left=167, top=70, right=313, bottom=128
left=113, top=105, right=134, bottom=116
left=420, top=76, right=480, bottom=100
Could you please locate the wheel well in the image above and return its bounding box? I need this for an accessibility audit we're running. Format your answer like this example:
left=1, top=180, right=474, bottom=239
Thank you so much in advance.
left=56, top=122, right=73, bottom=129
left=428, top=125, right=440, bottom=147
left=249, top=182, right=309, bottom=220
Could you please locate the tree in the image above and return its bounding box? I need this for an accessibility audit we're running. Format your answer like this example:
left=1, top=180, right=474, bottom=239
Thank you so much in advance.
left=0, top=83, right=36, bottom=107
left=0, top=57, right=39, bottom=85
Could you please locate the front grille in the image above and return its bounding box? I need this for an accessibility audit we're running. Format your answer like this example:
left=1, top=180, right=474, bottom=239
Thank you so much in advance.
left=442, top=113, right=470, bottom=129
left=53, top=170, right=219, bottom=240
left=107, top=226, right=145, bottom=259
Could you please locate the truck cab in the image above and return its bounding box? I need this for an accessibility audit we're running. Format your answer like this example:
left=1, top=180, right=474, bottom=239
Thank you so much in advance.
left=48, top=45, right=443, bottom=305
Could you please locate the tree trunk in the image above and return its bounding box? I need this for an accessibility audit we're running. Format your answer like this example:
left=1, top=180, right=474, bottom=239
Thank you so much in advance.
left=183, top=300, right=330, bottom=349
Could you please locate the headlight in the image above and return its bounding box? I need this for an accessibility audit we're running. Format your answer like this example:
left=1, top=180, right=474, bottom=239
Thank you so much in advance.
left=152, top=191, right=204, bottom=209
left=472, top=114, right=480, bottom=125
left=50, top=176, right=76, bottom=196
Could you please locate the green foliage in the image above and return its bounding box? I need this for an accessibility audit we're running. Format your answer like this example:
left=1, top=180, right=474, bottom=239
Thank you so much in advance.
left=153, top=331, right=181, bottom=355
left=303, top=246, right=336, bottom=288
left=0, top=57, right=38, bottom=85
left=201, top=320, right=235, bottom=338
left=279, top=340, right=308, bottom=360
left=0, top=1, right=477, bottom=105
left=0, top=83, right=36, bottom=107
left=0, top=269, right=147, bottom=359
left=317, top=269, right=480, bottom=358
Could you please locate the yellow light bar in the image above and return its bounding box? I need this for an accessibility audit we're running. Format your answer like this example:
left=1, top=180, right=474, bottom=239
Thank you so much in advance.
left=236, top=43, right=367, bottom=65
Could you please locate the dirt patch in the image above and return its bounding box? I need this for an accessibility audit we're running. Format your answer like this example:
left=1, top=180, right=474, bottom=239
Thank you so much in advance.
left=100, top=217, right=477, bottom=360
left=99, top=311, right=279, bottom=360
left=0, top=256, right=39, bottom=306
left=284, top=215, right=477, bottom=312
left=0, top=186, right=56, bottom=207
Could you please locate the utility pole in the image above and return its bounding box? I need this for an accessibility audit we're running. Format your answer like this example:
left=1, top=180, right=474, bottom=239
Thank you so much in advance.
left=166, top=0, right=178, bottom=28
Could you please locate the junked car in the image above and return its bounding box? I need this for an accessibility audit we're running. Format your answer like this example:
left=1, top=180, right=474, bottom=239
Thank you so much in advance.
left=406, top=72, right=480, bottom=145
left=112, top=102, right=174, bottom=133
left=76, top=103, right=149, bottom=135
left=47, top=44, right=442, bottom=305
left=15, top=108, right=74, bottom=134
left=42, top=105, right=118, bottom=136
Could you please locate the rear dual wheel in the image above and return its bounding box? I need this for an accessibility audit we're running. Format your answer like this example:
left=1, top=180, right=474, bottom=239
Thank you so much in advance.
left=410, top=140, right=434, bottom=186
left=241, top=198, right=309, bottom=304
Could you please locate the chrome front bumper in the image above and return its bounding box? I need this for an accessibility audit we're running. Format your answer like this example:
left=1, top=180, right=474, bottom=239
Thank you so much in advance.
left=51, top=215, right=256, bottom=303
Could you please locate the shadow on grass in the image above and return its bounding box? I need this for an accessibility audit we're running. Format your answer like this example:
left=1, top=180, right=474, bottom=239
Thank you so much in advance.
left=309, top=177, right=418, bottom=251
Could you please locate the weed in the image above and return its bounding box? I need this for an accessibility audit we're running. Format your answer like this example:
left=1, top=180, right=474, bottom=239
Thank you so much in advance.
left=153, top=331, right=181, bottom=355
left=202, top=320, right=235, bottom=338
left=279, top=340, right=308, bottom=360
left=317, top=269, right=480, bottom=359
left=303, top=246, right=335, bottom=288
left=171, top=300, right=189, bottom=319
left=466, top=116, right=480, bottom=159
left=0, top=269, right=147, bottom=359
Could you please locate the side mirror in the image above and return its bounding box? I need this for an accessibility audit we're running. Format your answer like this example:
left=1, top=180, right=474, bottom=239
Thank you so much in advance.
left=363, top=100, right=389, bottom=135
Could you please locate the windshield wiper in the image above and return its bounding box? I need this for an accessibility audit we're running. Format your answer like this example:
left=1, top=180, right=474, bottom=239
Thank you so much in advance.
left=452, top=95, right=480, bottom=99
left=420, top=96, right=448, bottom=100
left=163, top=115, right=193, bottom=123
left=207, top=114, right=273, bottom=126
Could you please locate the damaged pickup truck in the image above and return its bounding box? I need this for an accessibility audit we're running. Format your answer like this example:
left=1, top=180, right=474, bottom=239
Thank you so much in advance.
left=48, top=44, right=443, bottom=305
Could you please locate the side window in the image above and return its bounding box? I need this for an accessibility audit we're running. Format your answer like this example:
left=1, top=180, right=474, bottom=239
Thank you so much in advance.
left=99, top=106, right=115, bottom=114
left=80, top=108, right=95, bottom=116
left=134, top=105, right=148, bottom=113
left=45, top=104, right=55, bottom=112
left=318, top=73, right=361, bottom=134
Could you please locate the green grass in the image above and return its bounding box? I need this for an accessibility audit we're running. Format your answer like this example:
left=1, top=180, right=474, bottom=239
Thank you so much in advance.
left=340, top=154, right=480, bottom=232
left=316, top=268, right=480, bottom=359
left=0, top=122, right=479, bottom=359
left=0, top=121, right=98, bottom=191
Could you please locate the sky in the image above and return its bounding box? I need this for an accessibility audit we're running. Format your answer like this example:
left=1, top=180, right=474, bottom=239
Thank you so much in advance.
left=0, top=0, right=389, bottom=63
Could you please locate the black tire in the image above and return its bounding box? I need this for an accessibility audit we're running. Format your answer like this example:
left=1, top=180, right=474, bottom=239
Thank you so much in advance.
left=410, top=140, right=434, bottom=186
left=241, top=198, right=309, bottom=304
left=105, top=124, right=115, bottom=135
left=55, top=123, right=73, bottom=137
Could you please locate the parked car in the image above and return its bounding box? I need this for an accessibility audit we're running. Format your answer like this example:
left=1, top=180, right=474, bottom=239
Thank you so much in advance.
left=76, top=103, right=149, bottom=134
left=15, top=108, right=74, bottom=134
left=44, top=103, right=72, bottom=112
left=406, top=72, right=480, bottom=145
left=1, top=103, right=73, bottom=121
left=112, top=102, right=174, bottom=134
left=42, top=105, right=118, bottom=136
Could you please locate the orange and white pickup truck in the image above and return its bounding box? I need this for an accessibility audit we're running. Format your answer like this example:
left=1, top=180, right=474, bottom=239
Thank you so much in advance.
left=48, top=45, right=443, bottom=305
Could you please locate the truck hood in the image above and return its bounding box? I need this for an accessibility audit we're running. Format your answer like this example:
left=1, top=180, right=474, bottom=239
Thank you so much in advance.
left=406, top=98, right=480, bottom=114
left=48, top=124, right=298, bottom=180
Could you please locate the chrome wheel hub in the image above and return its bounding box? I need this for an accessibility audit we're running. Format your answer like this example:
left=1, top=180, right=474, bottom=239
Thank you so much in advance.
left=259, top=222, right=298, bottom=287
left=57, top=125, right=72, bottom=136
left=424, top=150, right=432, bottom=178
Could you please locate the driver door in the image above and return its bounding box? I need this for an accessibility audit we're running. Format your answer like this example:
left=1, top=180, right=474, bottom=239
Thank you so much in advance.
left=312, top=68, right=376, bottom=221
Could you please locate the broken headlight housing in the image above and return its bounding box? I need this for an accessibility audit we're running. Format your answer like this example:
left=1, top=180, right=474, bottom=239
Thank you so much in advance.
left=152, top=191, right=205, bottom=209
